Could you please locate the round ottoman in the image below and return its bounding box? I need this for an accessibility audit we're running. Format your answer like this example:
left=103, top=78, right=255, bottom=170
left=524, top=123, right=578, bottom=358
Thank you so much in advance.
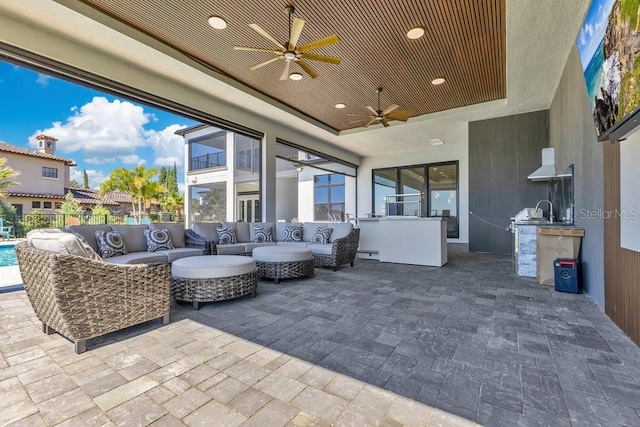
left=252, top=246, right=314, bottom=284
left=171, top=255, right=257, bottom=309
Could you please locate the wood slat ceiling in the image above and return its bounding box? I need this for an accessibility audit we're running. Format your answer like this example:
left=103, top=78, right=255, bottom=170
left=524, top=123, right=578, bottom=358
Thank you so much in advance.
left=80, top=0, right=505, bottom=132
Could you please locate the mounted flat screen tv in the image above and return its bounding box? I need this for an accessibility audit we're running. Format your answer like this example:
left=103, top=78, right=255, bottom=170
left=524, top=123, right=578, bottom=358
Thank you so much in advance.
left=578, top=0, right=640, bottom=142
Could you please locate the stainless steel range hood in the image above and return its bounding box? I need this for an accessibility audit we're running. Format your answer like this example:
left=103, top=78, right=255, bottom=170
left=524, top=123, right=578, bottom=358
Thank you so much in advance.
left=528, top=147, right=556, bottom=181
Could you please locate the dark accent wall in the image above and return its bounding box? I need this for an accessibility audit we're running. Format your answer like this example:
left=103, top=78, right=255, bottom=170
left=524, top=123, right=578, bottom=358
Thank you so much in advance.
left=468, top=111, right=549, bottom=254
left=549, top=45, right=605, bottom=308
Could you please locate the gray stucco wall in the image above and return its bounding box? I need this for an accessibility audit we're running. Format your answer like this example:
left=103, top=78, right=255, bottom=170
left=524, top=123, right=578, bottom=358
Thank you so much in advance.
left=468, top=111, right=549, bottom=255
left=549, top=45, right=605, bottom=308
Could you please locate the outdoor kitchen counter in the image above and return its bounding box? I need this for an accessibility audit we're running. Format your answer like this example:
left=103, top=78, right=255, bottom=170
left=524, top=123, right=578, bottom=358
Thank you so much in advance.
left=514, top=223, right=583, bottom=279
left=354, top=217, right=447, bottom=267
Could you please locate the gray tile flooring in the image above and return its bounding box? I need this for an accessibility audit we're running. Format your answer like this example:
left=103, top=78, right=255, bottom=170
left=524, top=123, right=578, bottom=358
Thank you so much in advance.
left=167, top=246, right=640, bottom=426
left=2, top=245, right=640, bottom=426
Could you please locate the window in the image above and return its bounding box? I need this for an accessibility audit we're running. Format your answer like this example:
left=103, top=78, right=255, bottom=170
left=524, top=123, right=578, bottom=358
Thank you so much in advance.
left=43, top=201, right=52, bottom=209
left=55, top=202, right=62, bottom=209
left=314, top=174, right=346, bottom=221
left=372, top=161, right=459, bottom=238
left=188, top=129, right=227, bottom=171
left=32, top=201, right=41, bottom=209
left=42, top=167, right=58, bottom=178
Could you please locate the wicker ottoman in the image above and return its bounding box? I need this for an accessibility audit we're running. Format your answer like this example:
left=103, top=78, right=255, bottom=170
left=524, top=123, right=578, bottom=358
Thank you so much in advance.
left=252, top=246, right=314, bottom=284
left=171, top=255, right=257, bottom=309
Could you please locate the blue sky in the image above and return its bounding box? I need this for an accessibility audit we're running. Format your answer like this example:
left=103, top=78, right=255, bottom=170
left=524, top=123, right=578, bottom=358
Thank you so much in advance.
left=0, top=60, right=198, bottom=190
left=577, top=0, right=616, bottom=69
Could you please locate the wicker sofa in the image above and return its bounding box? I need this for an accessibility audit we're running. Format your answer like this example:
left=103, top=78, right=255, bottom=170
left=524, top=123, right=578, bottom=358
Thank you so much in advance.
left=15, top=230, right=171, bottom=354
left=188, top=221, right=360, bottom=271
left=67, top=222, right=208, bottom=264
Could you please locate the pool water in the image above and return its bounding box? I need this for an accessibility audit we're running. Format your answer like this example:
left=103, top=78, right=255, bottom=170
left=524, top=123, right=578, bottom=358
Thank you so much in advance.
left=0, top=245, right=17, bottom=267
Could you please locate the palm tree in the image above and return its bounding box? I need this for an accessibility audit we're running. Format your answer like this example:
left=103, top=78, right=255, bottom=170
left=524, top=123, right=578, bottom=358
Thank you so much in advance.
left=161, top=192, right=184, bottom=222
left=0, top=157, right=19, bottom=198
left=100, top=165, right=162, bottom=221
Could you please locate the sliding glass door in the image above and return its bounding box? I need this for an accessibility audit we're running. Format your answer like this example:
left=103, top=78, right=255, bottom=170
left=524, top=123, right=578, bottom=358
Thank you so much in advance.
left=372, top=161, right=459, bottom=238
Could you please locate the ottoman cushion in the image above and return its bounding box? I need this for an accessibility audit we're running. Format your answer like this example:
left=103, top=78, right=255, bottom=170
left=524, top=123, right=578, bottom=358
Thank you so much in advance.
left=252, top=246, right=312, bottom=262
left=172, top=255, right=256, bottom=279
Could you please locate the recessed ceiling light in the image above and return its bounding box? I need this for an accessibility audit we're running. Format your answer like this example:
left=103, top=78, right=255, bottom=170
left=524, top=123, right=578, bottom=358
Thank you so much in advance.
left=397, top=141, right=403, bottom=144
left=335, top=103, right=346, bottom=109
left=208, top=16, right=227, bottom=29
left=289, top=73, right=303, bottom=81
left=430, top=138, right=445, bottom=146
left=407, top=27, right=425, bottom=39
left=431, top=77, right=446, bottom=85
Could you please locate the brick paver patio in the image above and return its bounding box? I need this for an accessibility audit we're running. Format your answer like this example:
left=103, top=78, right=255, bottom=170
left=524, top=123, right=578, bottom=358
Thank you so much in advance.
left=1, top=246, right=639, bottom=426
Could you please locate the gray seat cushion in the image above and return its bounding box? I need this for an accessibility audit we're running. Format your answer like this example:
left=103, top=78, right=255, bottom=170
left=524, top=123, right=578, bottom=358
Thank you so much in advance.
left=27, top=229, right=101, bottom=260
left=244, top=242, right=276, bottom=253
left=276, top=241, right=309, bottom=249
left=159, top=247, right=204, bottom=263
left=215, top=243, right=247, bottom=255
left=67, top=224, right=112, bottom=253
left=110, top=224, right=150, bottom=252
left=102, top=252, right=167, bottom=265
left=305, top=243, right=334, bottom=255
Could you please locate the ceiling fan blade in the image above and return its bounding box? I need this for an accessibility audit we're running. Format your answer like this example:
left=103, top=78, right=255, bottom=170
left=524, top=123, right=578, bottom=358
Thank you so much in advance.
left=234, top=46, right=282, bottom=54
left=382, top=119, right=390, bottom=128
left=363, top=118, right=377, bottom=128
left=387, top=117, right=408, bottom=122
left=381, top=104, right=400, bottom=116
left=249, top=56, right=281, bottom=70
left=385, top=109, right=414, bottom=118
left=248, top=24, right=287, bottom=51
left=279, top=60, right=291, bottom=81
left=297, top=34, right=340, bottom=52
left=289, top=17, right=305, bottom=50
left=296, top=60, right=319, bottom=79
left=298, top=53, right=341, bottom=64
left=366, top=106, right=378, bottom=115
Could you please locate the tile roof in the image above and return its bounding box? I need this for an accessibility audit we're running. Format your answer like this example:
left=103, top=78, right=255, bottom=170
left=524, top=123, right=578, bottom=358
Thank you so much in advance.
left=67, top=188, right=132, bottom=206
left=0, top=141, right=77, bottom=166
left=6, top=192, right=66, bottom=199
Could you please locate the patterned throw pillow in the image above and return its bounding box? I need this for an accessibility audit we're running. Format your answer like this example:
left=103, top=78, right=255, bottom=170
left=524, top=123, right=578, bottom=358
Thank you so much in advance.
left=144, top=229, right=175, bottom=252
left=254, top=225, right=273, bottom=243
left=95, top=230, right=128, bottom=258
left=216, top=226, right=237, bottom=244
left=283, top=225, right=303, bottom=242
left=311, top=226, right=333, bottom=244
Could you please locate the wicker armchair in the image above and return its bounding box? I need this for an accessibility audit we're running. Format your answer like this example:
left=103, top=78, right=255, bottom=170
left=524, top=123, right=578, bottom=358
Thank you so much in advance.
left=313, top=227, right=360, bottom=271
left=15, top=241, right=171, bottom=354
left=185, top=229, right=215, bottom=255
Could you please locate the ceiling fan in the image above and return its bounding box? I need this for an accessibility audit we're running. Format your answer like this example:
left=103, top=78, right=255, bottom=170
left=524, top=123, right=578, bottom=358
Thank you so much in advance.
left=349, top=88, right=414, bottom=128
left=234, top=6, right=341, bottom=80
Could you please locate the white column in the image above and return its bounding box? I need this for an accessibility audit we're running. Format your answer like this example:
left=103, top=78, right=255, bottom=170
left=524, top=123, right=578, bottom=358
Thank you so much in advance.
left=262, top=133, right=277, bottom=222
left=226, top=132, right=235, bottom=221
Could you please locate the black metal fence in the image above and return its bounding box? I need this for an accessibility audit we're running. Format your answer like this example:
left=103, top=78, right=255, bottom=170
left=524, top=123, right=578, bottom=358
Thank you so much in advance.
left=3, top=212, right=178, bottom=238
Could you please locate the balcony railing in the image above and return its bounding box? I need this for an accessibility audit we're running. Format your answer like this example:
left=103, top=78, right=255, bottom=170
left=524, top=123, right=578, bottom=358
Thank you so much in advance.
left=190, top=152, right=226, bottom=171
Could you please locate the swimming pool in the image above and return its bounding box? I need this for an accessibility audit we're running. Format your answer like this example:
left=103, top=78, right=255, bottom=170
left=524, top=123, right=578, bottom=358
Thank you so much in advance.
left=0, top=245, right=17, bottom=267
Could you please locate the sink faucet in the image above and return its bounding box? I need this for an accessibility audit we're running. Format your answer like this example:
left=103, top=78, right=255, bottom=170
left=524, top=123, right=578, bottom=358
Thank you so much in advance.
left=535, top=200, right=553, bottom=224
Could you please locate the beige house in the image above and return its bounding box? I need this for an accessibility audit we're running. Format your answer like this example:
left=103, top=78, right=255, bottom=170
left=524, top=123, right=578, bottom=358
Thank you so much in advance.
left=1, top=136, right=75, bottom=217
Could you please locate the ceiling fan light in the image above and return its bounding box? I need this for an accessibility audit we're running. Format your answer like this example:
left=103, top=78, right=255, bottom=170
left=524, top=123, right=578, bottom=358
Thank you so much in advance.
left=208, top=16, right=227, bottom=29
left=431, top=77, right=446, bottom=85
left=289, top=72, right=303, bottom=81
left=407, top=27, right=425, bottom=39
left=334, top=103, right=346, bottom=109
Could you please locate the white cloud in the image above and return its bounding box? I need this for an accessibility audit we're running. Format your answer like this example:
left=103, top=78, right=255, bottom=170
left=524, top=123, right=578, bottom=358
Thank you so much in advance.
left=29, top=96, right=150, bottom=156
left=85, top=156, right=115, bottom=165
left=69, top=168, right=106, bottom=189
left=36, top=73, right=52, bottom=87
left=118, top=154, right=146, bottom=165
left=146, top=124, right=187, bottom=168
